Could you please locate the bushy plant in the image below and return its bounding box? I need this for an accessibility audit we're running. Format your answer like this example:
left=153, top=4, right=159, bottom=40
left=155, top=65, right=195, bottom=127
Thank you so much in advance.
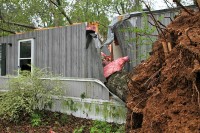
left=114, top=125, right=125, bottom=133
left=73, top=126, right=85, bottom=133
left=60, top=114, right=68, bottom=125
left=0, top=67, right=62, bottom=122
left=30, top=112, right=42, bottom=127
left=90, top=121, right=112, bottom=133
left=90, top=120, right=125, bottom=133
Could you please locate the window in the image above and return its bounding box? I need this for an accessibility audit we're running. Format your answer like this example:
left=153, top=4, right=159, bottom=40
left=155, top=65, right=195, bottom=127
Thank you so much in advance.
left=0, top=43, right=6, bottom=76
left=18, top=39, right=34, bottom=73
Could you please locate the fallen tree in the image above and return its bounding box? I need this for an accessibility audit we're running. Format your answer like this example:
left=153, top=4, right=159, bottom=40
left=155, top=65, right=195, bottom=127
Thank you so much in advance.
left=126, top=9, right=200, bottom=132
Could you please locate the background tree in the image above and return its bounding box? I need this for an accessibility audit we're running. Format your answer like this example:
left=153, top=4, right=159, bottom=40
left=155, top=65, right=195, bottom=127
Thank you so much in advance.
left=0, top=0, right=142, bottom=37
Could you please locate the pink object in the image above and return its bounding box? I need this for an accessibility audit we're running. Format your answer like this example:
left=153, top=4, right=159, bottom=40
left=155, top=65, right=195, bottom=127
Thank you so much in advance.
left=49, top=129, right=56, bottom=133
left=103, top=56, right=129, bottom=78
left=101, top=52, right=107, bottom=57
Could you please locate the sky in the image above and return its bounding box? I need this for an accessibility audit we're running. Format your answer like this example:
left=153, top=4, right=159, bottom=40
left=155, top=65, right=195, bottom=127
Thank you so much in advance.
left=146, top=0, right=194, bottom=10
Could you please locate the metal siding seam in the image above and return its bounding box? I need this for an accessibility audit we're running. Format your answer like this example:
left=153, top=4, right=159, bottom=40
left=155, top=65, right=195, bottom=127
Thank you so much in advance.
left=51, top=29, right=55, bottom=74
left=70, top=26, right=74, bottom=77
left=77, top=25, right=82, bottom=77
left=48, top=29, right=53, bottom=73
left=61, top=27, right=66, bottom=77
left=67, top=26, right=72, bottom=77
left=74, top=25, right=79, bottom=77
left=43, top=30, right=48, bottom=70
left=71, top=25, right=76, bottom=77
left=55, top=28, right=60, bottom=74
left=82, top=24, right=86, bottom=78
left=42, top=30, right=45, bottom=69
left=64, top=27, right=68, bottom=77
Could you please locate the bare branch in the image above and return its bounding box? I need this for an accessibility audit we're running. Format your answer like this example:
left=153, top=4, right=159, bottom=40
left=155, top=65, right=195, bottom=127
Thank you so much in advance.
left=143, top=1, right=166, bottom=40
left=164, top=17, right=173, bottom=22
left=157, top=20, right=167, bottom=28
left=194, top=0, right=200, bottom=11
left=115, top=6, right=121, bottom=15
left=173, top=0, right=194, bottom=16
left=163, top=0, right=175, bottom=8
left=120, top=2, right=125, bottom=14
left=49, top=0, right=73, bottom=24
left=49, top=0, right=59, bottom=7
left=148, top=21, right=170, bottom=33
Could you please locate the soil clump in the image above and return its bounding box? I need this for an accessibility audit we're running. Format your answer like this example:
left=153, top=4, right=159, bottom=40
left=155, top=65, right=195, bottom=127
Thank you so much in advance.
left=126, top=9, right=200, bottom=132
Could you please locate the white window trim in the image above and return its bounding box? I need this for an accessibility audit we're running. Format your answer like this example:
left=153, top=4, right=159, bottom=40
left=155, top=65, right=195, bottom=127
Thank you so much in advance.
left=18, top=38, right=34, bottom=74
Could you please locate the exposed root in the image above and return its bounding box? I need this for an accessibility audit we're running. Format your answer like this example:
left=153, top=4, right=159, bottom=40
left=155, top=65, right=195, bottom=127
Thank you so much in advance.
left=193, top=82, right=200, bottom=108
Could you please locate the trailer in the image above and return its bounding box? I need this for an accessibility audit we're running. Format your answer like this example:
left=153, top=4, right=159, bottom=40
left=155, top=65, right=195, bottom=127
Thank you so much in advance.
left=0, top=23, right=126, bottom=123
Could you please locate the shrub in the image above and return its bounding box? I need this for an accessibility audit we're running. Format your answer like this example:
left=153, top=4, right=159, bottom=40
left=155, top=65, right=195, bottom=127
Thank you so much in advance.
left=90, top=121, right=112, bottom=133
left=0, top=67, right=62, bottom=122
left=73, top=126, right=85, bottom=133
left=90, top=120, right=125, bottom=133
left=30, top=112, right=42, bottom=127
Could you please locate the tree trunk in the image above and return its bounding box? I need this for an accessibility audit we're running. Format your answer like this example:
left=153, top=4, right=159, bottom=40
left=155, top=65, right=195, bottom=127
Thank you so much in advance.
left=105, top=71, right=128, bottom=102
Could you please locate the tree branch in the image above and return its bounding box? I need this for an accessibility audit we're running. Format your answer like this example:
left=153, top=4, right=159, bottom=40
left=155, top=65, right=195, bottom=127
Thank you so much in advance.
left=173, top=0, right=194, bottom=16
left=143, top=1, right=166, bottom=40
left=115, top=6, right=121, bottom=15
left=194, top=0, right=200, bottom=11
left=148, top=20, right=170, bottom=33
left=49, top=0, right=73, bottom=24
left=163, top=0, right=175, bottom=8
left=157, top=20, right=167, bottom=28
left=120, top=2, right=125, bottom=14
left=0, top=20, right=37, bottom=29
left=0, top=27, right=16, bottom=34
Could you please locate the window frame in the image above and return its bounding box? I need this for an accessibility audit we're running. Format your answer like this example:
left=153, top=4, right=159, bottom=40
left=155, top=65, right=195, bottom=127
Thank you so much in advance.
left=18, top=38, right=34, bottom=74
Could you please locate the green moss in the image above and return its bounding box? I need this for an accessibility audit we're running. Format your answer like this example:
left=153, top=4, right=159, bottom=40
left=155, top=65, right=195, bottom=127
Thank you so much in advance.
left=84, top=102, right=89, bottom=109
left=80, top=92, right=86, bottom=99
left=62, top=99, right=127, bottom=121
left=62, top=99, right=78, bottom=112
left=102, top=102, right=110, bottom=119
left=95, top=105, right=100, bottom=114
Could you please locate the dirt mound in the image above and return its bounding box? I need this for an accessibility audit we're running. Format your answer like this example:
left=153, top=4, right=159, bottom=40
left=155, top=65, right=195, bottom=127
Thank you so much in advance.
left=126, top=9, right=200, bottom=132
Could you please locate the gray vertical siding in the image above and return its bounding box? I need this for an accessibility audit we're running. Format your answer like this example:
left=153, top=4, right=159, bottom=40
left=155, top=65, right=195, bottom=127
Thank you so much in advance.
left=113, top=7, right=192, bottom=71
left=0, top=23, right=105, bottom=81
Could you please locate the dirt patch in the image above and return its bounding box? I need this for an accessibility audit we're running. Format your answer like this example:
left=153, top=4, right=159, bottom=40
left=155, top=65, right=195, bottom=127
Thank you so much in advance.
left=0, top=111, right=91, bottom=133
left=126, top=9, right=200, bottom=132
left=0, top=111, right=122, bottom=133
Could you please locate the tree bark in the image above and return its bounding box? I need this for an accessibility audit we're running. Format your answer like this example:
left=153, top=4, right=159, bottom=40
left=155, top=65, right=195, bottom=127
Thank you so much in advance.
left=49, top=0, right=73, bottom=25
left=105, top=71, right=128, bottom=102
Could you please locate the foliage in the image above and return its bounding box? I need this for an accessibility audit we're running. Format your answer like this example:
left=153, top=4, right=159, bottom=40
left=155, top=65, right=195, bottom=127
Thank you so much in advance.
left=90, top=120, right=125, bottom=133
left=90, top=121, right=111, bottom=133
left=118, top=12, right=157, bottom=62
left=80, top=92, right=86, bottom=99
left=0, top=0, right=142, bottom=37
left=0, top=67, right=62, bottom=122
left=115, top=125, right=125, bottom=133
left=73, top=126, right=85, bottom=133
left=59, top=114, right=68, bottom=125
left=68, top=0, right=141, bottom=36
left=30, top=112, right=42, bottom=127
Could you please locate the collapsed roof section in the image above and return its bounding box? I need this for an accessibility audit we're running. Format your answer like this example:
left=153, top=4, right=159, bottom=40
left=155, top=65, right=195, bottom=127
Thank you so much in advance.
left=103, top=5, right=196, bottom=72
